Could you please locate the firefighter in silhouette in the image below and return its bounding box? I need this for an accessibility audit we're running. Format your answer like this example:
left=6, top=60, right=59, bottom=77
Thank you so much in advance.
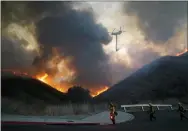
left=108, top=102, right=118, bottom=124
left=148, top=103, right=156, bottom=121
left=177, top=102, right=188, bottom=120
left=109, top=102, right=118, bottom=116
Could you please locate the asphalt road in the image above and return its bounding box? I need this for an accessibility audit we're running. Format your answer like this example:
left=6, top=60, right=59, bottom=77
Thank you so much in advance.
left=2, top=111, right=188, bottom=131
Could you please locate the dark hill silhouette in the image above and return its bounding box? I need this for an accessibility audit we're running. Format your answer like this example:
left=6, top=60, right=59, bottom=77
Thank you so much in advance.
left=96, top=52, right=188, bottom=104
left=1, top=72, right=92, bottom=104
left=1, top=73, right=68, bottom=104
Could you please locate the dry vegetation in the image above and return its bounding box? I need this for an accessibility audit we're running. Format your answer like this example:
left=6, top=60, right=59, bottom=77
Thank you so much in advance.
left=1, top=98, right=108, bottom=116
left=2, top=97, right=188, bottom=116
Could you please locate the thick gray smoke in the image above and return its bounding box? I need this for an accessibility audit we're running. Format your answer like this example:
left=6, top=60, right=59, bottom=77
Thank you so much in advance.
left=1, top=1, right=112, bottom=87
left=1, top=1, right=72, bottom=27
left=36, top=9, right=112, bottom=87
left=124, top=1, right=187, bottom=42
left=1, top=37, right=36, bottom=69
left=1, top=1, right=73, bottom=69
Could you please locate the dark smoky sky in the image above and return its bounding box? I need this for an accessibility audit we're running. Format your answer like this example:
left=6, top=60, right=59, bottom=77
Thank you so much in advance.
left=124, top=1, right=187, bottom=43
left=1, top=1, right=112, bottom=87
left=1, top=37, right=37, bottom=69
left=36, top=9, right=112, bottom=87
left=1, top=1, right=72, bottom=27
left=3, top=1, right=187, bottom=88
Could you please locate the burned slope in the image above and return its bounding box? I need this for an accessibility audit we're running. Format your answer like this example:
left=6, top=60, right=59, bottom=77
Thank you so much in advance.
left=96, top=52, right=188, bottom=103
left=1, top=73, right=68, bottom=104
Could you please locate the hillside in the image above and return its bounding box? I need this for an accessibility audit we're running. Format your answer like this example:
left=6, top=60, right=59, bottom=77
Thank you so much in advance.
left=1, top=73, right=97, bottom=115
left=1, top=73, right=68, bottom=104
left=96, top=52, right=188, bottom=104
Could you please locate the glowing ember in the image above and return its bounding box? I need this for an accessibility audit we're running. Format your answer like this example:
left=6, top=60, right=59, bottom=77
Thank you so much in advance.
left=176, top=49, right=188, bottom=56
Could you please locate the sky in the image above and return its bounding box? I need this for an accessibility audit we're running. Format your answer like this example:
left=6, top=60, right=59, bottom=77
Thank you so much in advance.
left=1, top=1, right=187, bottom=89
left=88, top=2, right=187, bottom=84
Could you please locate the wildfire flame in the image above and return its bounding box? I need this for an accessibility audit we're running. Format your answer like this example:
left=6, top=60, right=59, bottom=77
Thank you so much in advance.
left=2, top=69, right=107, bottom=97
left=35, top=73, right=70, bottom=93
left=36, top=73, right=109, bottom=97
left=176, top=49, right=188, bottom=56
left=2, top=47, right=187, bottom=97
left=37, top=73, right=48, bottom=82
left=90, top=86, right=109, bottom=97
left=1, top=45, right=109, bottom=97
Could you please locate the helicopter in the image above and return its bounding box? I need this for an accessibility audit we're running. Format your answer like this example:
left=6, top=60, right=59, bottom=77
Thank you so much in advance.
left=108, top=27, right=126, bottom=51
left=110, top=27, right=126, bottom=35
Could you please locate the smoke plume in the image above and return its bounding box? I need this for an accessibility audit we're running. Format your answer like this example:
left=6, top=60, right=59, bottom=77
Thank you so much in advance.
left=1, top=1, right=72, bottom=27
left=124, top=1, right=187, bottom=43
left=1, top=1, right=112, bottom=88
left=1, top=1, right=187, bottom=90
left=36, top=8, right=112, bottom=87
left=89, top=2, right=187, bottom=83
left=1, top=37, right=36, bottom=70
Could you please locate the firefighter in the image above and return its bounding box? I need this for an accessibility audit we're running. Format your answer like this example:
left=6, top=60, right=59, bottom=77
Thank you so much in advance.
left=177, top=102, right=188, bottom=120
left=148, top=103, right=156, bottom=121
left=109, top=102, right=115, bottom=113
left=109, top=102, right=117, bottom=116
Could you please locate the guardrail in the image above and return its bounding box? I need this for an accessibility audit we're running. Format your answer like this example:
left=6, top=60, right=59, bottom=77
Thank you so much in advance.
left=121, top=104, right=173, bottom=112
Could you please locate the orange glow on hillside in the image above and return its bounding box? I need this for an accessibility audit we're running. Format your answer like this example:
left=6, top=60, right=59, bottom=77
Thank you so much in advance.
left=176, top=49, right=188, bottom=56
left=35, top=73, right=109, bottom=97
left=90, top=86, right=109, bottom=97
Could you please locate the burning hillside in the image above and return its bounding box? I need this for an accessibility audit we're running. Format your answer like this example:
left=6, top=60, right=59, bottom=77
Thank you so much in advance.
left=35, top=72, right=109, bottom=97
left=176, top=49, right=188, bottom=56
left=32, top=47, right=109, bottom=97
left=1, top=68, right=109, bottom=97
left=1, top=1, right=187, bottom=99
left=1, top=1, right=112, bottom=97
left=2, top=47, right=186, bottom=97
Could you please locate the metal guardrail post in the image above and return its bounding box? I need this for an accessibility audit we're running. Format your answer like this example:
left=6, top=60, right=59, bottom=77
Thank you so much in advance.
left=141, top=106, right=144, bottom=111
left=124, top=107, right=127, bottom=112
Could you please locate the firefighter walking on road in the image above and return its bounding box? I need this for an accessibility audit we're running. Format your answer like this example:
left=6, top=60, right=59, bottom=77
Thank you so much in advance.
left=108, top=102, right=118, bottom=124
left=109, top=102, right=116, bottom=115
left=177, top=102, right=188, bottom=120
left=148, top=103, right=156, bottom=121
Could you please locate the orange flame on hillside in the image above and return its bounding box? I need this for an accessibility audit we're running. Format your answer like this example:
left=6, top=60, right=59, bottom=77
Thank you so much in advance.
left=176, top=49, right=188, bottom=56
left=1, top=46, right=110, bottom=97
left=32, top=47, right=110, bottom=97
left=90, top=86, right=109, bottom=97
left=35, top=73, right=70, bottom=93
left=3, top=47, right=188, bottom=97
left=36, top=73, right=109, bottom=97
left=37, top=73, right=48, bottom=82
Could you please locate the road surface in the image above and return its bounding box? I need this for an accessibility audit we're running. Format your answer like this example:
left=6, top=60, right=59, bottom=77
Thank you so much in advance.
left=2, top=111, right=188, bottom=131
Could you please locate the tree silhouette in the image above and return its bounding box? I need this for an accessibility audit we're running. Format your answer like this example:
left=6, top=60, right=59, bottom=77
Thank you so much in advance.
left=67, top=85, right=92, bottom=103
